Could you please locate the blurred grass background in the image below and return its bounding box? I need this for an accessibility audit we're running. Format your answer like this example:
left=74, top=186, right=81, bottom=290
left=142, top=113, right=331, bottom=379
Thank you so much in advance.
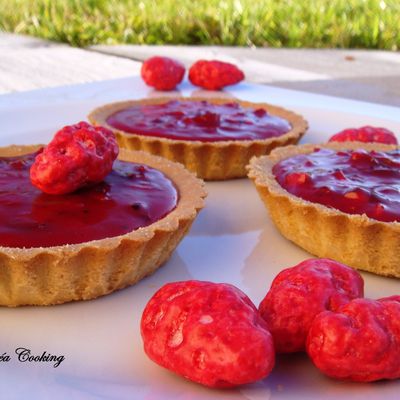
left=0, top=0, right=398, bottom=50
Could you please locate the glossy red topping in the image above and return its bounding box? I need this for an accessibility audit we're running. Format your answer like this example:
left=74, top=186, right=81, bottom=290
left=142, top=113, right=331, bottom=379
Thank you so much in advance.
left=273, top=148, right=400, bottom=223
left=106, top=100, right=291, bottom=142
left=0, top=152, right=178, bottom=248
left=30, top=122, right=118, bottom=195
left=329, top=126, right=398, bottom=145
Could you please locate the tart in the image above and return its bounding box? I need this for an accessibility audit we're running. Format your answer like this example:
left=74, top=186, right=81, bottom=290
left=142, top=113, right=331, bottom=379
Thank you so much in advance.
left=0, top=145, right=206, bottom=306
left=88, top=97, right=308, bottom=180
left=248, top=142, right=400, bottom=277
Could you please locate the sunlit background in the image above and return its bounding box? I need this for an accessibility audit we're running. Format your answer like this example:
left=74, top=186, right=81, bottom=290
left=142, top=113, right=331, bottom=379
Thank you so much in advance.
left=0, top=0, right=398, bottom=49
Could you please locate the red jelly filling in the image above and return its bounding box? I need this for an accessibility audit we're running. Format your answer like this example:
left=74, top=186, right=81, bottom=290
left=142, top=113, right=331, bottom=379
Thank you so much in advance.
left=0, top=152, right=178, bottom=248
left=106, top=100, right=291, bottom=142
left=273, top=148, right=400, bottom=223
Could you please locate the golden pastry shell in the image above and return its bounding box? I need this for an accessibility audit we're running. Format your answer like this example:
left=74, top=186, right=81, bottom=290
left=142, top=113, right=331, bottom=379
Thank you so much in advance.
left=88, top=97, right=308, bottom=180
left=0, top=145, right=206, bottom=306
left=248, top=141, right=400, bottom=277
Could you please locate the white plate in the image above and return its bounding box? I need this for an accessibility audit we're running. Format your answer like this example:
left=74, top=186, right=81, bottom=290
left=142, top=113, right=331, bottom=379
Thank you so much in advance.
left=0, top=78, right=399, bottom=399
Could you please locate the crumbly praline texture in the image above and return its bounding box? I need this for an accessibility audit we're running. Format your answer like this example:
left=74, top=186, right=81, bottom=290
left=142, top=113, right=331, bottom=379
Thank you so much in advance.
left=88, top=97, right=308, bottom=180
left=0, top=145, right=206, bottom=307
left=247, top=142, right=400, bottom=277
left=141, top=280, right=275, bottom=388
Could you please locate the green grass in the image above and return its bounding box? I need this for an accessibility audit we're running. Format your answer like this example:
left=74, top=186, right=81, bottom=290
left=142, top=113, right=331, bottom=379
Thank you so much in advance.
left=0, top=0, right=399, bottom=49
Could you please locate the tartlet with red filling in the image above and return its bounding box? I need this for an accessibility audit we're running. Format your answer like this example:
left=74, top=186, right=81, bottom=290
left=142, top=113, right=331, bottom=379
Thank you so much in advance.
left=248, top=142, right=400, bottom=277
left=0, top=144, right=206, bottom=306
left=88, top=97, right=308, bottom=180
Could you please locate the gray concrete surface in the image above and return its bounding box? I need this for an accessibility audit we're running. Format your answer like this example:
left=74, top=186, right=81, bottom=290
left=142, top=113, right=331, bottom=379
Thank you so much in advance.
left=1, top=33, right=399, bottom=106
left=0, top=33, right=140, bottom=93
left=92, top=44, right=400, bottom=106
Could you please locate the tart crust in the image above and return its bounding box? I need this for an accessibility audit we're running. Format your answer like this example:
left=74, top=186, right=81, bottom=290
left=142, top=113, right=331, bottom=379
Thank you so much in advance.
left=248, top=142, right=400, bottom=277
left=88, top=97, right=308, bottom=180
left=0, top=145, right=206, bottom=306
